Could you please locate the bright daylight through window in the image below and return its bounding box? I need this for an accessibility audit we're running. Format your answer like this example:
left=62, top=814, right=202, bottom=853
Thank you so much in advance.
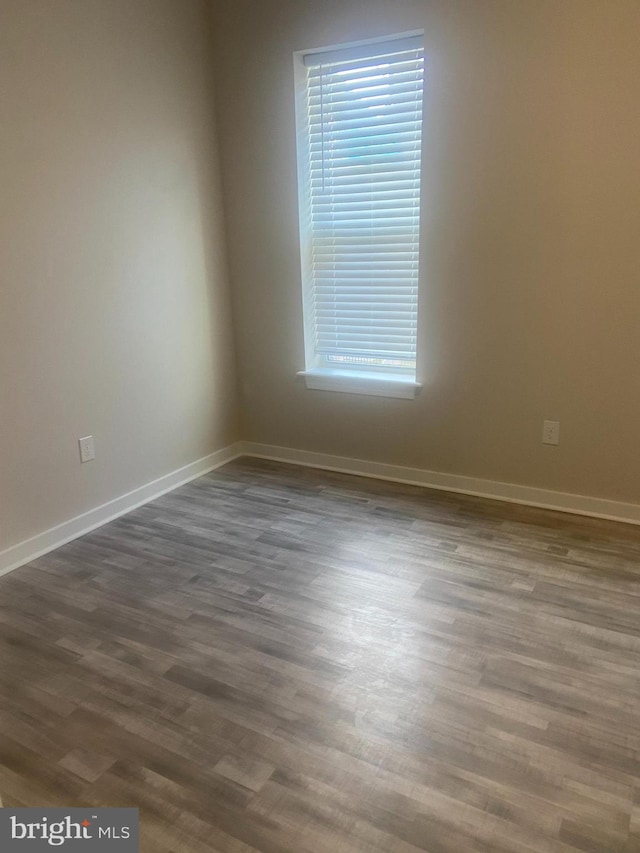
left=295, top=33, right=424, bottom=398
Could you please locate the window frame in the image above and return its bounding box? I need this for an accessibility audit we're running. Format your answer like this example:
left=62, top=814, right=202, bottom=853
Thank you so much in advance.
left=294, top=31, right=424, bottom=400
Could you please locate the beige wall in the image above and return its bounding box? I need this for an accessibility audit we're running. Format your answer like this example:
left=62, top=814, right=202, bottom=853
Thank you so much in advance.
left=0, top=0, right=239, bottom=551
left=211, top=0, right=640, bottom=504
left=2, top=0, right=639, bottom=555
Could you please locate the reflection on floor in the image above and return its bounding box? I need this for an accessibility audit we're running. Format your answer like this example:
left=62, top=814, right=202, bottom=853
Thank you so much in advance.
left=0, top=457, right=639, bottom=852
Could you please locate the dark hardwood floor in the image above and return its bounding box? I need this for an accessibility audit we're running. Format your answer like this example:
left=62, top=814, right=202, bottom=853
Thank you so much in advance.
left=1, top=457, right=639, bottom=852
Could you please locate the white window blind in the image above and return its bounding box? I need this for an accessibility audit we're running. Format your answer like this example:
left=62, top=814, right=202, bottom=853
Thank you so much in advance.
left=297, top=35, right=424, bottom=380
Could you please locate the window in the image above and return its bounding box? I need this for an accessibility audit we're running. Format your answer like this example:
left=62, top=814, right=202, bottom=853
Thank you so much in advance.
left=295, top=33, right=424, bottom=399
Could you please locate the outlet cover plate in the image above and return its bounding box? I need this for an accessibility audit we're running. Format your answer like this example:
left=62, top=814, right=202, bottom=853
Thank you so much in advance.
left=78, top=435, right=95, bottom=463
left=542, top=420, right=560, bottom=446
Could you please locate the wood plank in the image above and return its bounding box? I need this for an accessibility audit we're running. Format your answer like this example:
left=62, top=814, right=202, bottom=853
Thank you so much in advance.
left=0, top=457, right=638, bottom=852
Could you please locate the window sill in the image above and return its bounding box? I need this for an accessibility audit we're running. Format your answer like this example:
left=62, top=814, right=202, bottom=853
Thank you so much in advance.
left=297, top=369, right=421, bottom=399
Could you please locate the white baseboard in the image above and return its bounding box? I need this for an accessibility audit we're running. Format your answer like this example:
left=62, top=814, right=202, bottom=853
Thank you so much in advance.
left=3, top=439, right=638, bottom=581
left=240, top=442, right=640, bottom=527
left=0, top=442, right=243, bottom=579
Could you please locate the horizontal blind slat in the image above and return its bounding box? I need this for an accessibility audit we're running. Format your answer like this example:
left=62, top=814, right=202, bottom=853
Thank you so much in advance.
left=301, top=41, right=423, bottom=371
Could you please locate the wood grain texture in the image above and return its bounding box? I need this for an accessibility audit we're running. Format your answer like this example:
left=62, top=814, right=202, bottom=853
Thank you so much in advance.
left=1, top=457, right=639, bottom=852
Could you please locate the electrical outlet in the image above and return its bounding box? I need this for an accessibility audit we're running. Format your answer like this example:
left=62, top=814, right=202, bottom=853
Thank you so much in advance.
left=78, top=435, right=95, bottom=463
left=542, top=420, right=560, bottom=446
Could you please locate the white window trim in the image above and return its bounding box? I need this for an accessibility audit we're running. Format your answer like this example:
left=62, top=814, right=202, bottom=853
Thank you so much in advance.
left=294, top=31, right=425, bottom=400
left=298, top=368, right=422, bottom=399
